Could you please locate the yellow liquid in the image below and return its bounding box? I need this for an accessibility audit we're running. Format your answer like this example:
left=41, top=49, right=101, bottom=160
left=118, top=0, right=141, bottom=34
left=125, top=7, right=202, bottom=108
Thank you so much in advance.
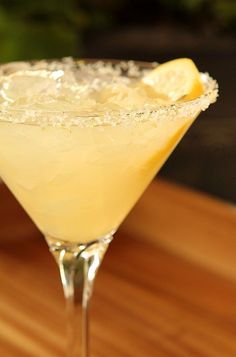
left=0, top=115, right=195, bottom=243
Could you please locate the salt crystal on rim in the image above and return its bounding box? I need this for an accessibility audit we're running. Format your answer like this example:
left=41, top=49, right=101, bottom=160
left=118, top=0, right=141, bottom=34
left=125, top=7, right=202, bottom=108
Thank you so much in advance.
left=0, top=58, right=218, bottom=128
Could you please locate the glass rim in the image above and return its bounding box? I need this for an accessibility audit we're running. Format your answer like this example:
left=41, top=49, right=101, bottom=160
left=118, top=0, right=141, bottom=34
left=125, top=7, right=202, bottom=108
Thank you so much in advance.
left=0, top=58, right=218, bottom=127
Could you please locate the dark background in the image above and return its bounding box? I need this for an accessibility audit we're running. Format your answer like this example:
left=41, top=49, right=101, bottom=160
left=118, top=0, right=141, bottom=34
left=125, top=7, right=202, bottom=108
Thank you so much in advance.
left=0, top=0, right=235, bottom=202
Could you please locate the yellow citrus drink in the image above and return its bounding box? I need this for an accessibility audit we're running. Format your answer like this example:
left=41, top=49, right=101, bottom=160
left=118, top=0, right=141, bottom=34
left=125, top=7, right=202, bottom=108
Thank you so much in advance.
left=0, top=59, right=218, bottom=357
left=0, top=116, right=194, bottom=242
left=0, top=58, right=217, bottom=242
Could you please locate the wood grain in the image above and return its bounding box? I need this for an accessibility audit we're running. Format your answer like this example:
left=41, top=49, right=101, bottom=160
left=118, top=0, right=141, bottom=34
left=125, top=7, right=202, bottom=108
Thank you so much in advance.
left=0, top=180, right=236, bottom=356
left=121, top=179, right=236, bottom=281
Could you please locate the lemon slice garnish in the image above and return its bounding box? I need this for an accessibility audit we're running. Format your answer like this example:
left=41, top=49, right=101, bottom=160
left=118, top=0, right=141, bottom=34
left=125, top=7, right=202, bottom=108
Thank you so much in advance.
left=143, top=58, right=204, bottom=101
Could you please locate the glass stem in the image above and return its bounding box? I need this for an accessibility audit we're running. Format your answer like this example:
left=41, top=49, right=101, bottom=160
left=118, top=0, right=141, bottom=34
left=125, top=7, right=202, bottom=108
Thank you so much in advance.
left=47, top=235, right=113, bottom=357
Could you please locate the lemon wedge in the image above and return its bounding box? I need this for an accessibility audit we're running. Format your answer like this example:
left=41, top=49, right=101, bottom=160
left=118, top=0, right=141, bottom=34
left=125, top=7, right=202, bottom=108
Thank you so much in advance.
left=143, top=58, right=204, bottom=101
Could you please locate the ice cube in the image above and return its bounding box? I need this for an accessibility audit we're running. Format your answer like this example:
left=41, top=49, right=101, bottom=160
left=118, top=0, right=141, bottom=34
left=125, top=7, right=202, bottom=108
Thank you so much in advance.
left=0, top=70, right=61, bottom=104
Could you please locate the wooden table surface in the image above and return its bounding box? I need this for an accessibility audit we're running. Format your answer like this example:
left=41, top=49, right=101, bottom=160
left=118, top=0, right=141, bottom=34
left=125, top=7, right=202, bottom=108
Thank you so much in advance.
left=0, top=180, right=236, bottom=357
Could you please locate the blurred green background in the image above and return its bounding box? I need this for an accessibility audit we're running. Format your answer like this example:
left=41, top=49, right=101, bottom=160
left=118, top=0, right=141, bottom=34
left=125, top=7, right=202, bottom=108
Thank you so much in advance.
left=0, top=0, right=235, bottom=202
left=0, top=0, right=235, bottom=61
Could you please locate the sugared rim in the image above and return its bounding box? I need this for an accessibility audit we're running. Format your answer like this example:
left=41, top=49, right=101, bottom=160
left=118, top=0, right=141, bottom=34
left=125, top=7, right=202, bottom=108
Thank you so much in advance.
left=0, top=58, right=218, bottom=127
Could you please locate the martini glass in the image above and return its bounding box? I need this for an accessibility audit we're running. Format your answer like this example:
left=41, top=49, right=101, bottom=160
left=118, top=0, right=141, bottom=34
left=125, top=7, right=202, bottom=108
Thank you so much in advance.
left=0, top=59, right=218, bottom=356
